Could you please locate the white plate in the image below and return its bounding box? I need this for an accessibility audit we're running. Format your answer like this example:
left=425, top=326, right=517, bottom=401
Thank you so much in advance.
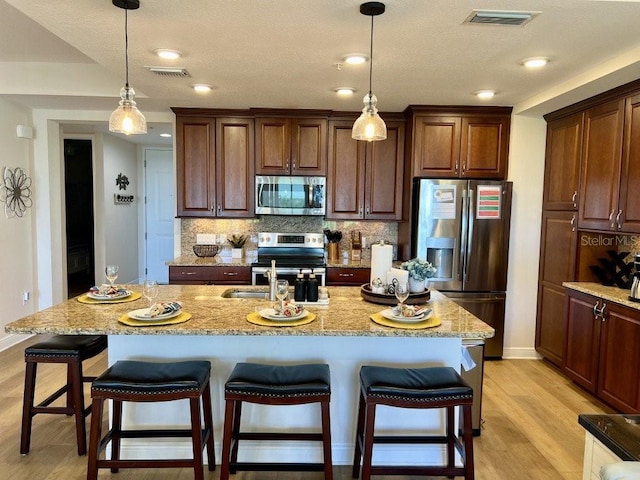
left=128, top=307, right=182, bottom=321
left=87, top=290, right=132, bottom=300
left=381, top=308, right=432, bottom=324
left=259, top=308, right=308, bottom=322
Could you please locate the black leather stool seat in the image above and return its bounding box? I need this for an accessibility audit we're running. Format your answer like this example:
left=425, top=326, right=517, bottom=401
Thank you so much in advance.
left=225, top=362, right=330, bottom=397
left=360, top=365, right=473, bottom=402
left=92, top=360, right=210, bottom=396
left=20, top=335, right=107, bottom=456
left=25, top=335, right=107, bottom=360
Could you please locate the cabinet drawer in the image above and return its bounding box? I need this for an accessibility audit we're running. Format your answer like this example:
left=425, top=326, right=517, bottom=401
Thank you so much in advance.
left=326, top=268, right=370, bottom=286
left=169, top=266, right=251, bottom=285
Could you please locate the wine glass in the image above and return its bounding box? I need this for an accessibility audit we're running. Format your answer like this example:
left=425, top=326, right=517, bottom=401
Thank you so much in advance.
left=394, top=282, right=409, bottom=312
left=142, top=279, right=159, bottom=307
left=105, top=265, right=119, bottom=286
left=275, top=280, right=289, bottom=312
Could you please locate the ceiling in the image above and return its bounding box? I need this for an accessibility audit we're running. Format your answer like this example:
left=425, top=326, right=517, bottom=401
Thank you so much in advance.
left=2, top=0, right=640, bottom=145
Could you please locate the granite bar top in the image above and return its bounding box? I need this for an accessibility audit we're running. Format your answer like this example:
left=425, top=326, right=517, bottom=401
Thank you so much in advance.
left=4, top=286, right=493, bottom=338
left=579, top=414, right=640, bottom=461
left=168, top=255, right=372, bottom=269
left=563, top=282, right=640, bottom=312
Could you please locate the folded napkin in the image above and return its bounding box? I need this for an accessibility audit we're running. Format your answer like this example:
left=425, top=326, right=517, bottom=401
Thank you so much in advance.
left=89, top=285, right=127, bottom=296
left=148, top=301, right=182, bottom=317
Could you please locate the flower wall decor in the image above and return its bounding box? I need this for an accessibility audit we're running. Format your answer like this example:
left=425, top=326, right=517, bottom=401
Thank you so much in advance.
left=0, top=167, right=33, bottom=218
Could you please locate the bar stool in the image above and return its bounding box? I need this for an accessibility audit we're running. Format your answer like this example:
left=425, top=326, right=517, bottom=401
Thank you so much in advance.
left=20, top=334, right=107, bottom=455
left=86, top=360, right=215, bottom=480
left=352, top=365, right=475, bottom=480
left=220, top=362, right=333, bottom=480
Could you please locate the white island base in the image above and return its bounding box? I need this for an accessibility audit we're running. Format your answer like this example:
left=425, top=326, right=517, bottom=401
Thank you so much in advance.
left=107, top=334, right=464, bottom=466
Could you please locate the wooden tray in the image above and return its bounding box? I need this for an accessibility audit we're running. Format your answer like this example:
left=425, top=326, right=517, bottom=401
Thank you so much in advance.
left=360, top=284, right=430, bottom=306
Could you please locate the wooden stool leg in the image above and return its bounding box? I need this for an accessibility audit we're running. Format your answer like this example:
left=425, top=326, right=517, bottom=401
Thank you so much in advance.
left=229, top=399, right=243, bottom=472
left=321, top=399, right=333, bottom=480
left=201, top=381, right=216, bottom=470
left=66, top=363, right=74, bottom=412
left=70, top=361, right=87, bottom=455
left=446, top=405, right=455, bottom=473
left=351, top=390, right=366, bottom=479
left=189, top=397, right=204, bottom=480
left=86, top=398, right=104, bottom=480
left=360, top=402, right=377, bottom=480
left=220, top=398, right=236, bottom=480
left=20, top=361, right=37, bottom=455
left=110, top=400, right=123, bottom=473
left=462, top=404, right=475, bottom=480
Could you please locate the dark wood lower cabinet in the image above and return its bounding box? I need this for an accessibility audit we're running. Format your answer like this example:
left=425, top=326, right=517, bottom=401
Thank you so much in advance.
left=535, top=283, right=568, bottom=366
left=169, top=266, right=251, bottom=285
left=326, top=267, right=370, bottom=286
left=564, top=289, right=640, bottom=413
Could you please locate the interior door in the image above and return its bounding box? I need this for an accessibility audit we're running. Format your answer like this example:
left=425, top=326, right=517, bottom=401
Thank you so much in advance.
left=145, top=148, right=174, bottom=284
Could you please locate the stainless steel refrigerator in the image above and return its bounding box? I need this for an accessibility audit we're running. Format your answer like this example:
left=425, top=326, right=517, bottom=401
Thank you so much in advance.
left=412, top=178, right=512, bottom=358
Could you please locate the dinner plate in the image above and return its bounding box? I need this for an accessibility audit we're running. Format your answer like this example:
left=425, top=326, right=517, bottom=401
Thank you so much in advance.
left=381, top=308, right=432, bottom=324
left=128, top=307, right=182, bottom=321
left=87, top=290, right=132, bottom=300
left=259, top=308, right=308, bottom=322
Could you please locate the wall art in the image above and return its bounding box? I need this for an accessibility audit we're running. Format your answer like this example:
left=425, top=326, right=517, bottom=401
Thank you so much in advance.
left=0, top=166, right=33, bottom=218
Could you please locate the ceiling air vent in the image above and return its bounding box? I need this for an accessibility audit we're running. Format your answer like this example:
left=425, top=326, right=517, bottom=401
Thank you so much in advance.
left=145, top=66, right=191, bottom=77
left=463, top=10, right=540, bottom=27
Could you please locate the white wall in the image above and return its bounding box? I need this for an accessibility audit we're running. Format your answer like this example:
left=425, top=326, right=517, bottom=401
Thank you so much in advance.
left=503, top=114, right=547, bottom=358
left=0, top=98, right=35, bottom=349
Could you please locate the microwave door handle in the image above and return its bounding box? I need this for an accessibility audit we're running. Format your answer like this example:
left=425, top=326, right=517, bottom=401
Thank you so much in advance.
left=257, top=181, right=264, bottom=207
left=308, top=184, right=313, bottom=207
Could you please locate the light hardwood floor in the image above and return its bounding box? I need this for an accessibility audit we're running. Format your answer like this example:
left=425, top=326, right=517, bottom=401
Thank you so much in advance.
left=0, top=336, right=612, bottom=480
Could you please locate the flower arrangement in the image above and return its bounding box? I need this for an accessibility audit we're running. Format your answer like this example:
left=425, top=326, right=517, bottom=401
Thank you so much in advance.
left=400, top=258, right=437, bottom=281
left=227, top=234, right=248, bottom=248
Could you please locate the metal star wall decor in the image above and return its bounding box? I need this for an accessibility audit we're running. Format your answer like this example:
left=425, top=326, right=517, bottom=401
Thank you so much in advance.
left=116, top=172, right=129, bottom=190
left=0, top=167, right=33, bottom=218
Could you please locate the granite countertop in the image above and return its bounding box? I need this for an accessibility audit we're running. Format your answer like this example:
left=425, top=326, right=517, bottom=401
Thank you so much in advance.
left=168, top=256, right=372, bottom=269
left=563, top=282, right=640, bottom=312
left=579, top=414, right=640, bottom=461
left=4, top=285, right=493, bottom=338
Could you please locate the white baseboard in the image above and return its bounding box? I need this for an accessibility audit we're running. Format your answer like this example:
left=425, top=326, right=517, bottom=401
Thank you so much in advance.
left=502, top=347, right=542, bottom=360
left=0, top=333, right=33, bottom=352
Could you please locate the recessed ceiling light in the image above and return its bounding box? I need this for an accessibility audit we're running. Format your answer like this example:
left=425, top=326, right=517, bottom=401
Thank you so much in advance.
left=160, top=133, right=172, bottom=138
left=521, top=57, right=549, bottom=68
left=191, top=84, right=212, bottom=93
left=475, top=90, right=496, bottom=99
left=154, top=49, right=182, bottom=60
left=343, top=54, right=368, bottom=65
left=334, top=87, right=355, bottom=96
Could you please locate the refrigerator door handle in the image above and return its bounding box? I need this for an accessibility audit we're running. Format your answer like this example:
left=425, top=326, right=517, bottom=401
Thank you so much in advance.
left=459, top=188, right=468, bottom=282
left=465, top=188, right=475, bottom=281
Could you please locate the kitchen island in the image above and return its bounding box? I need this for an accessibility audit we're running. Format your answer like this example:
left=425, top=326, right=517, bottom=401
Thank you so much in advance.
left=5, top=285, right=492, bottom=465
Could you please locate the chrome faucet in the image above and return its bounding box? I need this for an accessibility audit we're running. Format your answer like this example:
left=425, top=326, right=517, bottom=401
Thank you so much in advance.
left=265, top=259, right=277, bottom=302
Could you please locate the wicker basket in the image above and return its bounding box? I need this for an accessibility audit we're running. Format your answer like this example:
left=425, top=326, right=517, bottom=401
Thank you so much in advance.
left=192, top=244, right=221, bottom=258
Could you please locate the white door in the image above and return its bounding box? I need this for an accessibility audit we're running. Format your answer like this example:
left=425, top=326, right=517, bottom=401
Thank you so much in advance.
left=144, top=148, right=173, bottom=284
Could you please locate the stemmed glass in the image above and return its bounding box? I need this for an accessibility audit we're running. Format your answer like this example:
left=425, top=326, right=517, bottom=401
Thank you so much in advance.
left=142, top=279, right=159, bottom=307
left=275, top=280, right=289, bottom=312
left=394, top=282, right=409, bottom=312
left=105, top=265, right=119, bottom=286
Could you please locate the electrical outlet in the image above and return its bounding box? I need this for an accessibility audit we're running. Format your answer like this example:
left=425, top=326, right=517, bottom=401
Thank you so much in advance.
left=22, top=291, right=30, bottom=305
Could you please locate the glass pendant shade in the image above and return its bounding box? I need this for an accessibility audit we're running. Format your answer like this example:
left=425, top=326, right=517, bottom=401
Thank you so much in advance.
left=352, top=93, right=387, bottom=141
left=109, top=86, right=147, bottom=135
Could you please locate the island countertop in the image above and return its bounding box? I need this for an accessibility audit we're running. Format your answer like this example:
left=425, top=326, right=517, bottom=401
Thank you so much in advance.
left=4, top=285, right=494, bottom=339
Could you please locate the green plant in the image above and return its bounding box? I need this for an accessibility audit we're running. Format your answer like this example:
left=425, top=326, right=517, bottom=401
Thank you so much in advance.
left=228, top=234, right=248, bottom=248
left=400, top=258, right=437, bottom=281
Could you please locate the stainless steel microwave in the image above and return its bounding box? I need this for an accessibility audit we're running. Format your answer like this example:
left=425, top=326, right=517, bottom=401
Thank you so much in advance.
left=255, top=175, right=326, bottom=216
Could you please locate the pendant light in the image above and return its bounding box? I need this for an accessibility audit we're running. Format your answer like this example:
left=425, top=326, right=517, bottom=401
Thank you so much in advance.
left=352, top=2, right=386, bottom=142
left=109, top=0, right=147, bottom=135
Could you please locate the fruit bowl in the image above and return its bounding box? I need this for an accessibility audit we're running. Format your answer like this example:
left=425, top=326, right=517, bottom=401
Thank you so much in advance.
left=192, top=244, right=220, bottom=257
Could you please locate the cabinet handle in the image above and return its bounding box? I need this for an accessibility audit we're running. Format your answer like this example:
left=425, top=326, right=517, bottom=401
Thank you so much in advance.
left=292, top=161, right=296, bottom=170
left=217, top=204, right=221, bottom=213
left=609, top=210, right=616, bottom=229
left=570, top=214, right=576, bottom=232
left=600, top=303, right=607, bottom=321
left=338, top=273, right=354, bottom=277
left=285, top=162, right=289, bottom=171
left=462, top=162, right=466, bottom=174
left=223, top=272, right=238, bottom=276
left=616, top=210, right=623, bottom=230
left=181, top=271, right=197, bottom=275
left=572, top=191, right=578, bottom=208
left=366, top=206, right=370, bottom=215
left=592, top=301, right=601, bottom=318
left=455, top=162, right=459, bottom=174
left=359, top=206, right=363, bottom=216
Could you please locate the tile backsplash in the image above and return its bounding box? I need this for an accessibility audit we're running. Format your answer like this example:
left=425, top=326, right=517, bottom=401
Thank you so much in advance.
left=181, top=217, right=399, bottom=260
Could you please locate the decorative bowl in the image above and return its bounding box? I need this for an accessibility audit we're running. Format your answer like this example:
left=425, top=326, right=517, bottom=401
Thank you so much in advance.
left=192, top=244, right=220, bottom=258
left=360, top=283, right=430, bottom=306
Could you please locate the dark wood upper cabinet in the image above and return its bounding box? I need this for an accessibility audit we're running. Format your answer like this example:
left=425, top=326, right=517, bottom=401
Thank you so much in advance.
left=411, top=116, right=461, bottom=177
left=578, top=99, right=624, bottom=231
left=619, top=93, right=640, bottom=233
left=460, top=115, right=510, bottom=178
left=543, top=113, right=584, bottom=211
left=255, top=117, right=327, bottom=175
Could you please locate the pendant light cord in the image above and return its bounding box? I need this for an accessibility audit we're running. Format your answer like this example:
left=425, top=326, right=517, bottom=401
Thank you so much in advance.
left=368, top=13, right=374, bottom=97
left=124, top=7, right=130, bottom=89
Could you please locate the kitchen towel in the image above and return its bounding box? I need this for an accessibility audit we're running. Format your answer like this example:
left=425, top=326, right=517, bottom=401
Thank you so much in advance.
left=370, top=242, right=393, bottom=286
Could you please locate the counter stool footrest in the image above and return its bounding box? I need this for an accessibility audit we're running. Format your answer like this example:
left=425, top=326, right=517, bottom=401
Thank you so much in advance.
left=237, top=432, right=323, bottom=441
left=371, top=434, right=451, bottom=444
left=369, top=465, right=468, bottom=476
left=96, top=459, right=206, bottom=469
left=231, top=462, right=326, bottom=472
left=113, top=428, right=211, bottom=439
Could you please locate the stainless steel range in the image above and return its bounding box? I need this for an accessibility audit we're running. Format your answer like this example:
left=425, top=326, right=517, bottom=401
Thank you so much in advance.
left=251, top=232, right=326, bottom=286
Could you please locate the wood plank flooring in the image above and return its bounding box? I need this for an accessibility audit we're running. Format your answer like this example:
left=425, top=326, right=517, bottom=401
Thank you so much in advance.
left=0, top=336, right=613, bottom=480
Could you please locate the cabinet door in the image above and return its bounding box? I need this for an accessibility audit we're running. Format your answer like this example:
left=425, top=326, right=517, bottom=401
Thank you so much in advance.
left=176, top=117, right=216, bottom=217
left=563, top=291, right=601, bottom=393
left=326, top=267, right=371, bottom=286
left=215, top=118, right=254, bottom=218
left=619, top=93, right=640, bottom=233
left=535, top=283, right=568, bottom=366
left=326, top=121, right=366, bottom=219
left=578, top=100, right=624, bottom=231
left=291, top=118, right=327, bottom=175
left=543, top=113, right=583, bottom=210
left=597, top=301, right=640, bottom=412
left=411, top=116, right=461, bottom=177
left=255, top=117, right=289, bottom=175
left=365, top=121, right=404, bottom=220
left=460, top=115, right=510, bottom=179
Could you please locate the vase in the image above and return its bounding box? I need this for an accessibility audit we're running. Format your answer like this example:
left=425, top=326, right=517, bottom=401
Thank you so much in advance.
left=231, top=248, right=243, bottom=259
left=327, top=242, right=339, bottom=261
left=409, top=277, right=425, bottom=293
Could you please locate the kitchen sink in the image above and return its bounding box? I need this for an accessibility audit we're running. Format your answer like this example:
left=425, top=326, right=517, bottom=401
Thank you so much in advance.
left=221, top=288, right=269, bottom=299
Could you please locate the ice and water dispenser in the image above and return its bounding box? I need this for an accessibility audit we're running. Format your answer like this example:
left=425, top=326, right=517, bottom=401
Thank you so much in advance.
left=424, top=237, right=455, bottom=281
